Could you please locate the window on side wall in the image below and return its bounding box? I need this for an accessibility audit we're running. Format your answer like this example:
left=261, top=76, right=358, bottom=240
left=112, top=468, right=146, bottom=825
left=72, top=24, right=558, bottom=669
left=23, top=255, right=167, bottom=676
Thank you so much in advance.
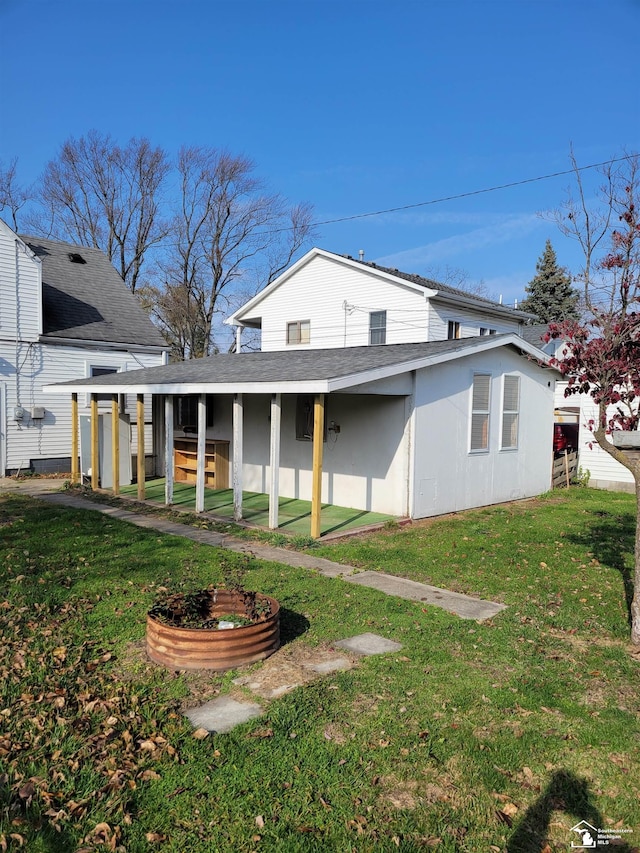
left=447, top=320, right=461, bottom=340
left=174, top=395, right=214, bottom=433
left=90, top=366, right=118, bottom=404
left=287, top=320, right=310, bottom=345
left=501, top=375, right=520, bottom=449
left=295, top=395, right=327, bottom=442
left=480, top=327, right=497, bottom=336
left=470, top=373, right=491, bottom=451
left=369, top=310, right=387, bottom=345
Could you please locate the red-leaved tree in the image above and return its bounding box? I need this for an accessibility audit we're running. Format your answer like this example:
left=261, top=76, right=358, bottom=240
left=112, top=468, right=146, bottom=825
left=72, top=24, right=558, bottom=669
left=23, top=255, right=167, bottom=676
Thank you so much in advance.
left=546, top=152, right=640, bottom=644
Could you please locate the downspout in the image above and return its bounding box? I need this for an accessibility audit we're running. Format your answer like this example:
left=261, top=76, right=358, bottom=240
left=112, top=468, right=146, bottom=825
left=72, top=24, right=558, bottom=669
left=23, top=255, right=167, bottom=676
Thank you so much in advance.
left=14, top=239, right=21, bottom=409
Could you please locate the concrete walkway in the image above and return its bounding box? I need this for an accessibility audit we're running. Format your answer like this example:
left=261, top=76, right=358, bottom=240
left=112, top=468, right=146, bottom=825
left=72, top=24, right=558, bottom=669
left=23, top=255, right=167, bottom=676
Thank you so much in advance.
left=0, top=478, right=506, bottom=621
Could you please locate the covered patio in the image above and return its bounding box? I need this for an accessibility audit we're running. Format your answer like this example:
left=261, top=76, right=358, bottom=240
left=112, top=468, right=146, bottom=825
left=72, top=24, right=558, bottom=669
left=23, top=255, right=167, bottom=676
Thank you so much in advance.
left=119, top=480, right=396, bottom=537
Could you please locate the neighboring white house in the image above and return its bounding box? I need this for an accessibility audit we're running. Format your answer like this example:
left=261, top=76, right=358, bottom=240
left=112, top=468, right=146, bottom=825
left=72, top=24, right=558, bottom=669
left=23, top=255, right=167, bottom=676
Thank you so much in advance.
left=522, top=324, right=634, bottom=493
left=225, top=248, right=533, bottom=351
left=0, top=219, right=168, bottom=476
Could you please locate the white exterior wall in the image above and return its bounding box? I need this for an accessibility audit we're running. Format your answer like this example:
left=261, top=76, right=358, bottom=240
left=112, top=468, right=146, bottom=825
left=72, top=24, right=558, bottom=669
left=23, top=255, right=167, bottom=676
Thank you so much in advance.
left=554, top=381, right=634, bottom=491
left=0, top=225, right=41, bottom=344
left=257, top=255, right=430, bottom=351
left=1, top=341, right=161, bottom=471
left=208, top=392, right=410, bottom=516
left=428, top=300, right=523, bottom=341
left=411, top=348, right=554, bottom=518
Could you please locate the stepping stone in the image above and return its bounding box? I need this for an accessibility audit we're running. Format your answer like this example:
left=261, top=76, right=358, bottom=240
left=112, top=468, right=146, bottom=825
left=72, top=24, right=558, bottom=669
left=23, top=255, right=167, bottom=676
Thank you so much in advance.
left=183, top=696, right=262, bottom=734
left=336, top=633, right=402, bottom=656
left=303, top=657, right=352, bottom=674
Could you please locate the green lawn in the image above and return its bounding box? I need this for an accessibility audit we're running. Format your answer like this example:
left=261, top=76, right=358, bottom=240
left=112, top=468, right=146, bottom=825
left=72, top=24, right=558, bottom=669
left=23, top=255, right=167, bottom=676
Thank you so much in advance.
left=0, top=487, right=639, bottom=852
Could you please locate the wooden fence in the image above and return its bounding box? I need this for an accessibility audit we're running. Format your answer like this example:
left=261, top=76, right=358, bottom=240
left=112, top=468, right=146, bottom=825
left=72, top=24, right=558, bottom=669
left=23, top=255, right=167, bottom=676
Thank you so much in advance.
left=552, top=450, right=579, bottom=488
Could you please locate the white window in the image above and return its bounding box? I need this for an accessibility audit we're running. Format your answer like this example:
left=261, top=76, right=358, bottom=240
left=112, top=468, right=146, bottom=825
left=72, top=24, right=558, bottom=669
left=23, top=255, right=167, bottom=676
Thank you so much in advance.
left=480, top=327, right=497, bottom=336
left=369, top=310, right=387, bottom=345
left=90, top=365, right=118, bottom=404
left=470, top=374, right=491, bottom=451
left=501, top=375, right=520, bottom=449
left=287, top=320, right=310, bottom=345
left=447, top=320, right=461, bottom=340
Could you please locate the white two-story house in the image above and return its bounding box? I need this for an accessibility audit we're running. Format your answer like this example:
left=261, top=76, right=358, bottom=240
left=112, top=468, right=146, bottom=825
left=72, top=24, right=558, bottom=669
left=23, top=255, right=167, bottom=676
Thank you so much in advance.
left=0, top=218, right=168, bottom=478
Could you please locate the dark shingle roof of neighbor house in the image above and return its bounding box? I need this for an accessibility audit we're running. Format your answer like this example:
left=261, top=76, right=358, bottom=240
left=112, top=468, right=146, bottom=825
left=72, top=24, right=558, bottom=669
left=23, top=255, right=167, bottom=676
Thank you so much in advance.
left=520, top=323, right=550, bottom=346
left=21, top=235, right=166, bottom=348
left=52, top=336, right=545, bottom=392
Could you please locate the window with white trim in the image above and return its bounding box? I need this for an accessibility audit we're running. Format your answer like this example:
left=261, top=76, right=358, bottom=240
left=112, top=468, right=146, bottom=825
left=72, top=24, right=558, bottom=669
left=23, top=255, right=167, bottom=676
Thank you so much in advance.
left=287, top=320, right=310, bottom=345
left=480, top=327, right=497, bottom=336
left=501, top=375, right=520, bottom=449
left=90, top=365, right=118, bottom=404
left=369, top=310, right=387, bottom=345
left=447, top=320, right=461, bottom=340
left=470, top=373, right=491, bottom=451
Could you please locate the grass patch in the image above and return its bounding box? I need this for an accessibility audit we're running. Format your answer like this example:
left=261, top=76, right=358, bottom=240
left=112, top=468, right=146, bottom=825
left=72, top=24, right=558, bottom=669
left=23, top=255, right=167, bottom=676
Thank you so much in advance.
left=0, top=488, right=639, bottom=851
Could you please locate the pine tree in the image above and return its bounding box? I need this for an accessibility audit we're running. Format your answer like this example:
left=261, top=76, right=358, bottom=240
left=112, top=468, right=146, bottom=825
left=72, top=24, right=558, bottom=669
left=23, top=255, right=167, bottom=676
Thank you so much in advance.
left=520, top=239, right=580, bottom=322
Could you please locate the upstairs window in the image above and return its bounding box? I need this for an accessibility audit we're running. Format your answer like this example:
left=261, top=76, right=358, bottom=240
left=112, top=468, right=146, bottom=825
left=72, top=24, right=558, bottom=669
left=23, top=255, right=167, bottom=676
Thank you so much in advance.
left=447, top=320, right=461, bottom=340
left=369, top=310, right=387, bottom=345
left=501, top=375, right=520, bottom=449
left=287, top=320, right=310, bottom=345
left=480, top=327, right=497, bottom=336
left=470, top=373, right=491, bottom=451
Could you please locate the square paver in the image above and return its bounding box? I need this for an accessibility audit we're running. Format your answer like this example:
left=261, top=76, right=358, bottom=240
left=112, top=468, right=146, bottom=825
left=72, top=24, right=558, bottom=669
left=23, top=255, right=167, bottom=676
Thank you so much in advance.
left=303, top=657, right=352, bottom=674
left=335, top=633, right=402, bottom=656
left=183, top=696, right=263, bottom=734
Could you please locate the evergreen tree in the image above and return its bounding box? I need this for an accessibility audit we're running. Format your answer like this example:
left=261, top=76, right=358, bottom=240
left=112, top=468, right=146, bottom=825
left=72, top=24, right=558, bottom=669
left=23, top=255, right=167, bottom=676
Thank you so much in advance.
left=520, top=239, right=580, bottom=322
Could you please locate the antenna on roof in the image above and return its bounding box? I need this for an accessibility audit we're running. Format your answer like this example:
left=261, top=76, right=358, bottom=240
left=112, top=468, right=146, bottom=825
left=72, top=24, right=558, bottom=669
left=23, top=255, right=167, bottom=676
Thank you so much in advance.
left=358, top=249, right=364, bottom=262
left=499, top=294, right=503, bottom=304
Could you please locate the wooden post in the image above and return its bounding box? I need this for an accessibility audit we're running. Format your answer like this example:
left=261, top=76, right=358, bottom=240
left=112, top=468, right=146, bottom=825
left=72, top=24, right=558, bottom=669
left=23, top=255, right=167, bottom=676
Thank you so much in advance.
left=90, top=393, right=99, bottom=491
left=71, top=393, right=79, bottom=485
left=196, top=393, right=207, bottom=513
left=111, top=394, right=120, bottom=495
left=564, top=448, right=570, bottom=488
left=233, top=393, right=243, bottom=522
left=269, top=393, right=281, bottom=529
left=137, top=394, right=145, bottom=501
left=310, top=394, right=325, bottom=539
left=164, top=395, right=174, bottom=506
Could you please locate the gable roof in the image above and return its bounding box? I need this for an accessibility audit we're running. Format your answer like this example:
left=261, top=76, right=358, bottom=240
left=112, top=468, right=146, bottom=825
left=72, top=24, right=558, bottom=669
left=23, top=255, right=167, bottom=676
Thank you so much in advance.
left=226, top=247, right=534, bottom=327
left=20, top=234, right=167, bottom=350
left=46, top=334, right=554, bottom=397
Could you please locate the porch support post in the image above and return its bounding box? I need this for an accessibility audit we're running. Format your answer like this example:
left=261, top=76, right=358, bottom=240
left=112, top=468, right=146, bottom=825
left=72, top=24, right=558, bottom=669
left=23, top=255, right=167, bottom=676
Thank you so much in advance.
left=90, top=393, right=99, bottom=491
left=310, top=393, right=325, bottom=540
left=164, top=395, right=174, bottom=506
left=137, top=394, right=145, bottom=501
left=71, top=393, right=79, bottom=485
left=268, top=392, right=281, bottom=529
left=233, top=393, right=243, bottom=522
left=111, top=394, right=120, bottom=495
left=196, top=393, right=207, bottom=513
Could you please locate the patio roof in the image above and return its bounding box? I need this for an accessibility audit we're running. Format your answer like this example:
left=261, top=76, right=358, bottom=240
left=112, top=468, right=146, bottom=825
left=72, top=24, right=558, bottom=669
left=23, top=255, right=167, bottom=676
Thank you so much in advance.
left=45, top=334, right=552, bottom=396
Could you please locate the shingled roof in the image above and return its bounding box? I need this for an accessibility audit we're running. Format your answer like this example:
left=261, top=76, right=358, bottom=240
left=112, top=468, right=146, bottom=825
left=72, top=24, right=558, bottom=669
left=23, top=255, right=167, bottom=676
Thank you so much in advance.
left=21, top=235, right=166, bottom=349
left=47, top=335, right=552, bottom=396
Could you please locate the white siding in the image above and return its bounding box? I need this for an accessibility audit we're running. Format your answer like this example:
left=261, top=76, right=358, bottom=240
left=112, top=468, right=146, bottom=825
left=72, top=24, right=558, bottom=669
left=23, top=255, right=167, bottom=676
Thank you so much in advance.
left=428, top=300, right=523, bottom=341
left=411, top=348, right=554, bottom=518
left=2, top=341, right=162, bottom=471
left=0, top=225, right=41, bottom=343
left=257, top=255, right=430, bottom=351
left=554, top=382, right=635, bottom=490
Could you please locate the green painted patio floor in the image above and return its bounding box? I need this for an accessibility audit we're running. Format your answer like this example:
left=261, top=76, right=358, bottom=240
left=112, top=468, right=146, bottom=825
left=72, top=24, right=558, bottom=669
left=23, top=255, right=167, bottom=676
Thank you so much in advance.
left=120, top=479, right=395, bottom=537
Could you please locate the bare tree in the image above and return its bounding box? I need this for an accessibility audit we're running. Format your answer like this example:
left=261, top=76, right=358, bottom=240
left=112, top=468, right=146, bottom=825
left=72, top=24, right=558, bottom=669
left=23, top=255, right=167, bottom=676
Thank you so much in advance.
left=29, top=130, right=170, bottom=292
left=0, top=157, right=32, bottom=230
left=154, top=147, right=315, bottom=358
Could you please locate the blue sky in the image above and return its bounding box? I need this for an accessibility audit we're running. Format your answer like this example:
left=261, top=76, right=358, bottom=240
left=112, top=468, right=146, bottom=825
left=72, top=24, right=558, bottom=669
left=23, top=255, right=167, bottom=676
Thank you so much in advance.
left=1, top=0, right=638, bottom=306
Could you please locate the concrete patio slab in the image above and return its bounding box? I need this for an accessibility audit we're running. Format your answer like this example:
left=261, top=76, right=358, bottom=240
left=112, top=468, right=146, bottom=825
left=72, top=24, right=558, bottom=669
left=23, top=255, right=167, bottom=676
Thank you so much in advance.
left=183, top=696, right=263, bottom=734
left=345, top=571, right=506, bottom=621
left=336, top=633, right=403, bottom=656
